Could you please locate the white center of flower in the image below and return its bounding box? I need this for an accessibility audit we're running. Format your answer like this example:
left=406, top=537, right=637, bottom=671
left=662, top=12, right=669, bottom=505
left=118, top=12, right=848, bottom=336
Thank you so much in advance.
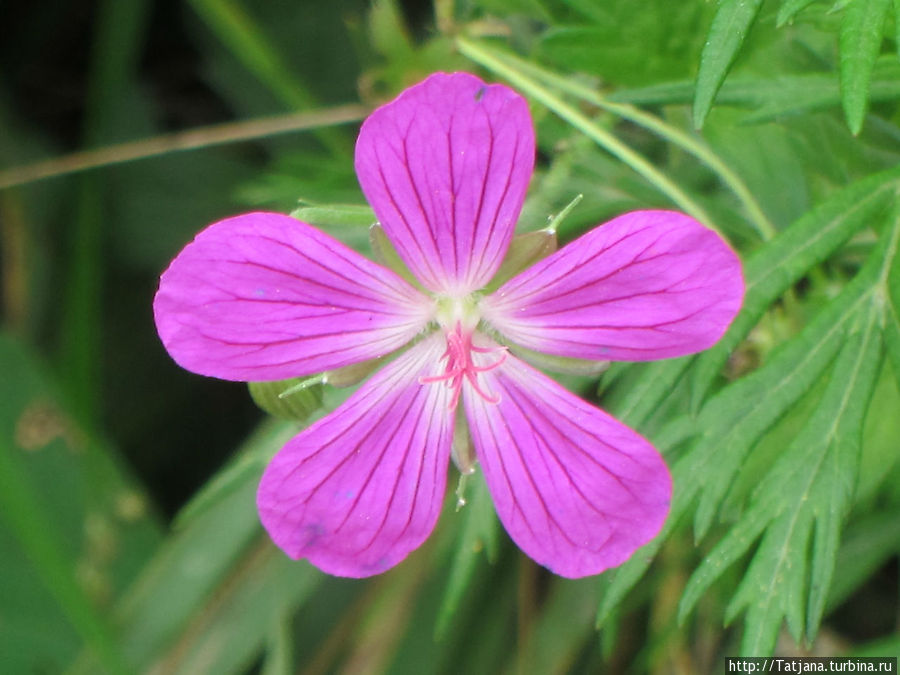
left=422, top=294, right=506, bottom=409
left=433, top=293, right=481, bottom=333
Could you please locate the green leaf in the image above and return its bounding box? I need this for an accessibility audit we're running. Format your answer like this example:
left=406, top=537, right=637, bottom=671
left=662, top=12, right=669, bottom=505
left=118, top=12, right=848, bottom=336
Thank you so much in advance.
left=602, top=357, right=695, bottom=430
left=173, top=420, right=296, bottom=528
left=504, top=578, right=598, bottom=675
left=510, top=344, right=610, bottom=377
left=599, top=210, right=897, bottom=627
left=369, top=0, right=414, bottom=61
left=261, top=613, right=294, bottom=675
left=895, top=0, right=900, bottom=56
left=693, top=0, right=764, bottom=129
left=884, top=209, right=900, bottom=389
left=690, top=164, right=900, bottom=411
left=186, top=0, right=348, bottom=154
left=0, top=333, right=161, bottom=675
left=840, top=0, right=892, bottom=134
left=435, top=472, right=500, bottom=639
left=777, top=0, right=821, bottom=25
left=753, top=310, right=881, bottom=652
left=612, top=61, right=900, bottom=123
left=69, top=421, right=298, bottom=673
left=825, top=510, right=900, bottom=612
left=677, top=221, right=894, bottom=655
left=690, top=278, right=867, bottom=540
left=152, top=546, right=320, bottom=674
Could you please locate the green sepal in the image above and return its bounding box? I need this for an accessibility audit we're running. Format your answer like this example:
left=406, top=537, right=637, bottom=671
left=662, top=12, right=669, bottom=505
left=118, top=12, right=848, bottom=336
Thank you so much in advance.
left=450, top=405, right=476, bottom=478
left=290, top=202, right=375, bottom=228
left=324, top=356, right=385, bottom=388
left=485, top=194, right=581, bottom=290
left=247, top=376, right=323, bottom=421
left=508, top=343, right=610, bottom=377
left=486, top=229, right=558, bottom=291
left=369, top=223, right=424, bottom=288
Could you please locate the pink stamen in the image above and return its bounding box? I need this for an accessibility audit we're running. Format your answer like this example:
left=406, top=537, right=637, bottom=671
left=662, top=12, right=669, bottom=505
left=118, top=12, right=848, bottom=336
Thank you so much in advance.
left=419, top=322, right=506, bottom=409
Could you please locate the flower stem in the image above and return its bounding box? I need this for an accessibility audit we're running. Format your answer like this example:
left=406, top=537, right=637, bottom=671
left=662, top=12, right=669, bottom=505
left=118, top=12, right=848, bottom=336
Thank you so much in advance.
left=458, top=37, right=720, bottom=235
left=463, top=42, right=777, bottom=241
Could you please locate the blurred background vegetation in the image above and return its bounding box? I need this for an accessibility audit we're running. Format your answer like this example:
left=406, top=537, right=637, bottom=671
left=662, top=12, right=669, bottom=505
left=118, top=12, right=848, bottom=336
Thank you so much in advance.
left=1, top=0, right=899, bottom=672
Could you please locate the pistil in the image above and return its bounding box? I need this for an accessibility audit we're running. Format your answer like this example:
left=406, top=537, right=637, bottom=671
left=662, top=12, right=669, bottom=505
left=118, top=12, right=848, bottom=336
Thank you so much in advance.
left=420, top=322, right=506, bottom=409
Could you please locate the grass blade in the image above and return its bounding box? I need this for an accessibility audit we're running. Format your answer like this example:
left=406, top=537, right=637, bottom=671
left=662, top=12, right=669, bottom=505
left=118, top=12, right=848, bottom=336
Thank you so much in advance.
left=187, top=0, right=349, bottom=154
left=457, top=37, right=717, bottom=231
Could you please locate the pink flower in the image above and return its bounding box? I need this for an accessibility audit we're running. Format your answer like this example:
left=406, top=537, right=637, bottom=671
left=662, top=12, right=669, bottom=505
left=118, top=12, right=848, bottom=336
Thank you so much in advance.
left=153, top=72, right=744, bottom=578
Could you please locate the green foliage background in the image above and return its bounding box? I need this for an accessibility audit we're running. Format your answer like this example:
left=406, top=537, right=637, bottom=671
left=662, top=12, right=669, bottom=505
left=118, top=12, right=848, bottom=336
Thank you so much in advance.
left=1, top=0, right=899, bottom=672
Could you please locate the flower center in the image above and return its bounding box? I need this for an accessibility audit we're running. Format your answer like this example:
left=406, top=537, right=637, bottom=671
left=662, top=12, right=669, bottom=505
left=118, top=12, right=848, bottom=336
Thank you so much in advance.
left=420, top=322, right=506, bottom=410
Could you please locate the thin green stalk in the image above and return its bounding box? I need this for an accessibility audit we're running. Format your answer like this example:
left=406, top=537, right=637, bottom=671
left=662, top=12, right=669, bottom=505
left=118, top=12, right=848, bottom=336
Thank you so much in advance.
left=62, top=0, right=150, bottom=428
left=0, top=442, right=130, bottom=675
left=457, top=37, right=718, bottom=233
left=469, top=43, right=777, bottom=241
left=0, top=104, right=368, bottom=190
left=188, top=0, right=349, bottom=156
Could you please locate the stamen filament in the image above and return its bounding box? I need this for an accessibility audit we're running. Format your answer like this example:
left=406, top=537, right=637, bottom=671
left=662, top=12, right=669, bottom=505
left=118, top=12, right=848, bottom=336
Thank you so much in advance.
left=419, top=322, right=506, bottom=409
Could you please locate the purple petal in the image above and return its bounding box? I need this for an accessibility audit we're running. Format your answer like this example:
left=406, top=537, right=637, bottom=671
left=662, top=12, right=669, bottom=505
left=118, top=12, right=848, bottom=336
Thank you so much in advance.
left=464, top=352, right=671, bottom=578
left=153, top=212, right=433, bottom=381
left=257, top=335, right=454, bottom=577
left=355, top=72, right=535, bottom=295
left=481, top=210, right=744, bottom=361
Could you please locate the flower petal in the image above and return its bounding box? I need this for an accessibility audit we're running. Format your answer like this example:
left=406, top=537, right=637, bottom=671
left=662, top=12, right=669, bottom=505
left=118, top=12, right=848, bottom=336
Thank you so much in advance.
left=257, top=335, right=454, bottom=577
left=355, top=72, right=535, bottom=294
left=464, top=351, right=671, bottom=578
left=481, top=210, right=744, bottom=361
left=153, top=212, right=433, bottom=381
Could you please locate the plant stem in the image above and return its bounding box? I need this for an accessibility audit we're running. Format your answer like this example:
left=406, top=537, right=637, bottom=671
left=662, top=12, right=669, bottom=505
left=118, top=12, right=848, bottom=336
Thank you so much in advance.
left=458, top=37, right=717, bottom=234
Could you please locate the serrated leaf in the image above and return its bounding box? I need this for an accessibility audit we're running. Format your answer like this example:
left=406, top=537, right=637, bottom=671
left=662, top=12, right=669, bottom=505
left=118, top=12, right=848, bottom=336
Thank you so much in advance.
left=690, top=255, right=879, bottom=540
left=602, top=357, right=694, bottom=429
left=678, top=223, right=893, bottom=655
left=884, top=209, right=900, bottom=389
left=599, top=211, right=896, bottom=627
left=613, top=61, right=900, bottom=121
left=840, top=0, right=892, bottom=134
left=690, top=164, right=900, bottom=411
left=693, top=0, right=764, bottom=129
